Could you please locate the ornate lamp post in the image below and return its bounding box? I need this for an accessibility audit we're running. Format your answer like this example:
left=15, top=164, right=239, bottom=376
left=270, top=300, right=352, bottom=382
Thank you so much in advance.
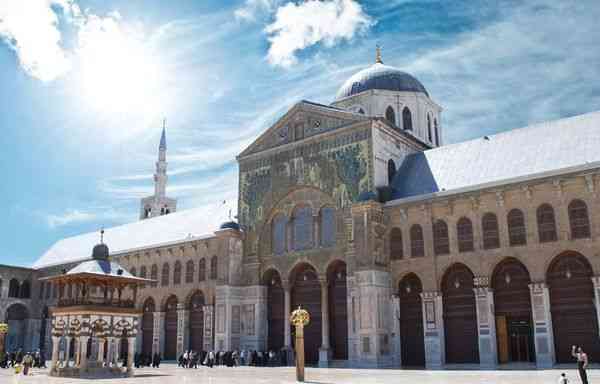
left=290, top=306, right=310, bottom=382
left=0, top=323, right=8, bottom=360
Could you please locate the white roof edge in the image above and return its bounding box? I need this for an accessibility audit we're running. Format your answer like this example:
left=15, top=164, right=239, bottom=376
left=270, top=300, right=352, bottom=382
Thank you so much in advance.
left=385, top=161, right=600, bottom=208
left=33, top=232, right=218, bottom=270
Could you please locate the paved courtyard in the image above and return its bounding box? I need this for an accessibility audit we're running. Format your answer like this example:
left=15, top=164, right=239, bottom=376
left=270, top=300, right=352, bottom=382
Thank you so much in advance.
left=0, top=364, right=597, bottom=384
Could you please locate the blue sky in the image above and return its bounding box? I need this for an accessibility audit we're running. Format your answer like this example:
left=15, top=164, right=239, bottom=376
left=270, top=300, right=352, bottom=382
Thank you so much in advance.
left=0, top=0, right=599, bottom=267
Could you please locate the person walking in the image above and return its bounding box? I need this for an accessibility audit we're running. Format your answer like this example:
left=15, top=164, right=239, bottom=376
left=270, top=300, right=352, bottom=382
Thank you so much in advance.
left=22, top=352, right=33, bottom=376
left=572, top=345, right=590, bottom=384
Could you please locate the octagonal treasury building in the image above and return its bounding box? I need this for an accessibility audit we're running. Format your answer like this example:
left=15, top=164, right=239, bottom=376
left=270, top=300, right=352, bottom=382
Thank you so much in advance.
left=8, top=52, right=600, bottom=370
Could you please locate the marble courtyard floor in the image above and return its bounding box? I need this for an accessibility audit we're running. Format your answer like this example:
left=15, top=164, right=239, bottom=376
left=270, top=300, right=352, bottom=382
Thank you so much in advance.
left=0, top=364, right=597, bottom=383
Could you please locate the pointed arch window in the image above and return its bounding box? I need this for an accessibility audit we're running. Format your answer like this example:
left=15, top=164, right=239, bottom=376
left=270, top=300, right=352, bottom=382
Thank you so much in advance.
left=402, top=107, right=412, bottom=131
left=272, top=213, right=287, bottom=255
left=388, top=159, right=396, bottom=185
left=186, top=260, right=195, bottom=283
left=151, top=264, right=158, bottom=287
left=8, top=279, right=19, bottom=298
left=482, top=213, right=500, bottom=249
left=161, top=263, right=170, bottom=286
left=173, top=261, right=182, bottom=285
left=410, top=224, right=424, bottom=258
left=385, top=106, right=396, bottom=125
left=427, top=115, right=432, bottom=142
left=434, top=119, right=439, bottom=145
left=569, top=199, right=591, bottom=239
left=537, top=203, right=557, bottom=242
left=320, top=207, right=336, bottom=247
left=390, top=228, right=403, bottom=260
left=293, top=206, right=313, bottom=251
left=210, top=256, right=218, bottom=280
left=457, top=217, right=474, bottom=253
left=199, top=259, right=206, bottom=281
left=20, top=280, right=31, bottom=299
left=507, top=209, right=527, bottom=246
left=433, top=220, right=450, bottom=255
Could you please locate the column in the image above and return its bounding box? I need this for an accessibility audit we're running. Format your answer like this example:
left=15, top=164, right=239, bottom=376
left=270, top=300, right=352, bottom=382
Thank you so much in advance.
left=152, top=311, right=163, bottom=357
left=176, top=303, right=189, bottom=358
left=50, top=336, right=60, bottom=371
left=420, top=291, right=444, bottom=369
left=390, top=295, right=401, bottom=367
left=283, top=280, right=292, bottom=349
left=473, top=280, right=497, bottom=368
left=592, top=277, right=600, bottom=335
left=73, top=336, right=80, bottom=366
left=318, top=278, right=330, bottom=367
left=529, top=282, right=555, bottom=367
left=97, top=339, right=105, bottom=364
left=79, top=336, right=89, bottom=371
left=203, top=305, right=214, bottom=351
left=63, top=336, right=72, bottom=367
left=106, top=337, right=115, bottom=367
left=126, top=337, right=135, bottom=375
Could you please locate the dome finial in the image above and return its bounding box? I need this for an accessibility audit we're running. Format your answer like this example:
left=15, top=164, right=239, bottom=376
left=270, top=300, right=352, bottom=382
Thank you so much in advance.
left=375, top=44, right=383, bottom=64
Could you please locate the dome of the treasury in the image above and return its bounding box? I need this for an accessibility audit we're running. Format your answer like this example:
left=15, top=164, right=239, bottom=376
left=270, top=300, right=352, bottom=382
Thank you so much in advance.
left=335, top=51, right=428, bottom=100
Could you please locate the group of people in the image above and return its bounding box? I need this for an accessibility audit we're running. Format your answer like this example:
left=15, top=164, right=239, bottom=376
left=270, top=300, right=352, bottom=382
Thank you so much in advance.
left=0, top=349, right=46, bottom=375
left=182, top=349, right=288, bottom=368
left=133, top=352, right=162, bottom=368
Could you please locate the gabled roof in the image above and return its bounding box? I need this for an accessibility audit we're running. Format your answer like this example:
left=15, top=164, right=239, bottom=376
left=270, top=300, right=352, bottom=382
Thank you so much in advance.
left=33, top=206, right=227, bottom=269
left=391, top=111, right=600, bottom=200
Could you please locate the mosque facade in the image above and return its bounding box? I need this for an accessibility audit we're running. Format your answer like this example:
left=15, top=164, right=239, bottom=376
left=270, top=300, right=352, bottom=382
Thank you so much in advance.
left=2, top=50, right=600, bottom=369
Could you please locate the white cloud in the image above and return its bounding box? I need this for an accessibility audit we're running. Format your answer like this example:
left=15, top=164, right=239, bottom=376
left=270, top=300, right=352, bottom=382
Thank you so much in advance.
left=265, top=0, right=373, bottom=68
left=45, top=208, right=130, bottom=228
left=0, top=0, right=75, bottom=81
left=234, top=0, right=280, bottom=22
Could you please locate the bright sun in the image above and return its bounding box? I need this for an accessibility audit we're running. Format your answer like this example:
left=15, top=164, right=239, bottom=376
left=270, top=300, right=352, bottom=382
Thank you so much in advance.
left=76, top=18, right=161, bottom=114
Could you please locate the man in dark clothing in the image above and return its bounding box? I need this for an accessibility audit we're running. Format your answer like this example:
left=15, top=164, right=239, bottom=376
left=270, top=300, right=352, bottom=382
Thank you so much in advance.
left=572, top=345, right=590, bottom=384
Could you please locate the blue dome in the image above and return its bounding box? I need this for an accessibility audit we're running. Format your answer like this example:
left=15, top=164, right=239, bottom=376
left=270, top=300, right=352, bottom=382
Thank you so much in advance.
left=220, top=221, right=241, bottom=231
left=92, top=243, right=109, bottom=260
left=336, top=63, right=428, bottom=100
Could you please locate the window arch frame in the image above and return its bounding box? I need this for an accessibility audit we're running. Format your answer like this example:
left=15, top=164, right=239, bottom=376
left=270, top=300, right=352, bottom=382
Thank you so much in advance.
left=568, top=199, right=591, bottom=239
left=292, top=205, right=313, bottom=251
left=385, top=106, right=396, bottom=126
left=388, top=159, right=396, bottom=185
left=210, top=256, right=218, bottom=280
left=427, top=114, right=432, bottom=142
left=173, top=260, right=182, bottom=285
left=186, top=260, right=195, bottom=284
left=482, top=212, right=500, bottom=249
left=537, top=203, right=557, bottom=243
left=410, top=224, right=425, bottom=258
left=319, top=206, right=336, bottom=248
left=433, top=219, right=450, bottom=256
left=271, top=213, right=287, bottom=255
left=402, top=107, right=413, bottom=131
left=390, top=227, right=403, bottom=260
left=150, top=264, right=158, bottom=287
left=161, top=263, right=170, bottom=287
left=507, top=208, right=527, bottom=246
left=434, top=118, right=439, bottom=145
left=456, top=217, right=474, bottom=253
left=199, top=258, right=206, bottom=282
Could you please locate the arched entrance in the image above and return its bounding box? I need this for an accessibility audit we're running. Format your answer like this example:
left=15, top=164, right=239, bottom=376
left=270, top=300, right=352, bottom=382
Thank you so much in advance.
left=547, top=252, right=600, bottom=362
left=492, top=259, right=534, bottom=363
left=5, top=303, right=28, bottom=351
left=327, top=261, right=348, bottom=360
left=398, top=273, right=425, bottom=367
left=263, top=269, right=284, bottom=352
left=142, top=298, right=155, bottom=356
left=290, top=263, right=322, bottom=365
left=164, top=295, right=178, bottom=359
left=442, top=263, right=479, bottom=363
left=188, top=291, right=205, bottom=352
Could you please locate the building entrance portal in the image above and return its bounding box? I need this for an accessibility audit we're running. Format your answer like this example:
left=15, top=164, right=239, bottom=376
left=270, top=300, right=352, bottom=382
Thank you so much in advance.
left=189, top=291, right=205, bottom=352
left=142, top=298, right=155, bottom=356
left=291, top=264, right=322, bottom=365
left=399, top=273, right=425, bottom=367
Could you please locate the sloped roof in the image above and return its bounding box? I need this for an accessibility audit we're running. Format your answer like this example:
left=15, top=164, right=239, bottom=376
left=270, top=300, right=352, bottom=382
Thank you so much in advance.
left=33, top=206, right=231, bottom=269
left=391, top=111, right=600, bottom=200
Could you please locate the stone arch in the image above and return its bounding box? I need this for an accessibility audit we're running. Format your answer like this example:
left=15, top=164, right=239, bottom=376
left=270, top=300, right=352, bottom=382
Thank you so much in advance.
left=141, top=297, right=155, bottom=356
left=385, top=105, right=396, bottom=125
left=8, top=278, right=19, bottom=298
left=326, top=260, right=348, bottom=360
left=5, top=303, right=28, bottom=351
left=163, top=294, right=179, bottom=359
left=289, top=262, right=322, bottom=364
left=441, top=263, right=479, bottom=364
left=262, top=268, right=285, bottom=352
left=187, top=290, right=206, bottom=352
left=491, top=258, right=534, bottom=363
left=398, top=272, right=425, bottom=366
left=546, top=251, right=600, bottom=362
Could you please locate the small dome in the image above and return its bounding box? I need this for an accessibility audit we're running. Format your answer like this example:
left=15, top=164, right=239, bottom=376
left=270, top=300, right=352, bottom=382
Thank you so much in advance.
left=92, top=243, right=109, bottom=260
left=335, top=63, right=428, bottom=101
left=220, top=221, right=241, bottom=231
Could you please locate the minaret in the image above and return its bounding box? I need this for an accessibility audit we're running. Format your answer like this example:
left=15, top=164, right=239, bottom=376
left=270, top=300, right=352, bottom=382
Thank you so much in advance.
left=140, top=120, right=177, bottom=220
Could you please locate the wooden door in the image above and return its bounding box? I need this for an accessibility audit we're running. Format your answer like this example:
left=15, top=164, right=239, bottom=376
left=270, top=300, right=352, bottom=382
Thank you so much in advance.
left=329, top=270, right=348, bottom=360
left=189, top=293, right=204, bottom=353
left=292, top=269, right=322, bottom=365
left=548, top=253, right=600, bottom=363
left=496, top=316, right=509, bottom=363
left=442, top=264, right=479, bottom=364
left=164, top=297, right=178, bottom=359
left=268, top=283, right=284, bottom=352
left=399, top=274, right=425, bottom=366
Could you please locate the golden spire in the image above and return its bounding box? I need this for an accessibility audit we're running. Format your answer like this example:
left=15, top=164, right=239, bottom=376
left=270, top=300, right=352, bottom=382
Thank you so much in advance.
left=375, top=44, right=383, bottom=64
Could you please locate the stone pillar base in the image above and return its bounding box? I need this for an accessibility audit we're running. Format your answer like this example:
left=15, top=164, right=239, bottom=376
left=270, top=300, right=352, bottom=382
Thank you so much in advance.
left=318, top=347, right=330, bottom=367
